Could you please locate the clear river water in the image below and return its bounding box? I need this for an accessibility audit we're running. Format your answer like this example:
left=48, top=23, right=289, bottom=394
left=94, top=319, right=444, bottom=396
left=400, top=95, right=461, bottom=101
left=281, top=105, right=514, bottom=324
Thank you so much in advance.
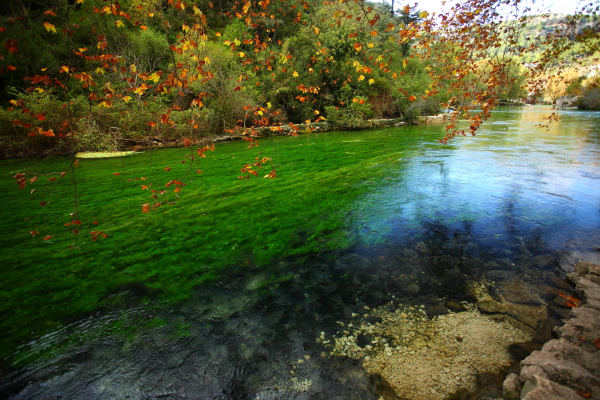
left=0, top=105, right=599, bottom=399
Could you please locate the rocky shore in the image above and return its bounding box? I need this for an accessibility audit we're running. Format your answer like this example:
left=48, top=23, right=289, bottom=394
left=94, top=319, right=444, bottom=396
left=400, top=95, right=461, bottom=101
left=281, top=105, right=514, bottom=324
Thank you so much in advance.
left=502, top=261, right=600, bottom=400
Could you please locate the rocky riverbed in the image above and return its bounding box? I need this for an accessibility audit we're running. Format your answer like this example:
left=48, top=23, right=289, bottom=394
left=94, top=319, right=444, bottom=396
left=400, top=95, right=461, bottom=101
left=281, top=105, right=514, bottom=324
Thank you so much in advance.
left=317, top=259, right=600, bottom=400
left=503, top=261, right=600, bottom=400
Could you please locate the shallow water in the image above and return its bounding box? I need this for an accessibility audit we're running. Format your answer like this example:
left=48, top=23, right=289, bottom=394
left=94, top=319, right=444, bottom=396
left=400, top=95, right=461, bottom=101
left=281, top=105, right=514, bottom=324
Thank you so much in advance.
left=1, top=106, right=599, bottom=399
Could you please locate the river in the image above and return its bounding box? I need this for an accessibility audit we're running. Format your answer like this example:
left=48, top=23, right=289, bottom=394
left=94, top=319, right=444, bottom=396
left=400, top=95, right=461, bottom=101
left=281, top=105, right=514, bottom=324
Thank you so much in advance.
left=0, top=105, right=599, bottom=399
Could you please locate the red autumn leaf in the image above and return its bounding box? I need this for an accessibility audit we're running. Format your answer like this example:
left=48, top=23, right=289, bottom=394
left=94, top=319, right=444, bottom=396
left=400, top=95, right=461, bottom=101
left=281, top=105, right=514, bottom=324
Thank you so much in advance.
left=92, top=221, right=98, bottom=224
left=182, top=137, right=192, bottom=147
left=197, top=169, right=202, bottom=174
left=59, top=172, right=66, bottom=178
left=113, top=172, right=121, bottom=175
left=30, top=230, right=39, bottom=237
left=47, top=177, right=57, bottom=181
left=7, top=65, right=16, bottom=71
left=4, top=39, right=19, bottom=53
left=74, top=159, right=80, bottom=167
left=577, top=392, right=591, bottom=398
left=409, top=96, right=417, bottom=102
left=558, top=293, right=580, bottom=305
left=164, top=166, right=171, bottom=172
left=42, top=235, right=52, bottom=240
left=141, top=203, right=150, bottom=213
left=40, top=201, right=47, bottom=206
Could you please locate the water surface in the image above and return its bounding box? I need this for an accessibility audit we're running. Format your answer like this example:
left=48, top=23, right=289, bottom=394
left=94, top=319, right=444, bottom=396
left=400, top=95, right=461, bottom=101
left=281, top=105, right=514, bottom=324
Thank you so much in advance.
left=1, top=105, right=599, bottom=399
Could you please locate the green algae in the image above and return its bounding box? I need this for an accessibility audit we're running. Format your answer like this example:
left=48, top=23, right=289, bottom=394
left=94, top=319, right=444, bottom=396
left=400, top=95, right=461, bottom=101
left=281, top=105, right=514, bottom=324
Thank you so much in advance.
left=0, top=127, right=439, bottom=367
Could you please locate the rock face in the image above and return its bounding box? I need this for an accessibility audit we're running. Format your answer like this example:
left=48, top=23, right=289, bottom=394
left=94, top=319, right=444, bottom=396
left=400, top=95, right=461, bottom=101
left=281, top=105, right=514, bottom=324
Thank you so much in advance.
left=502, top=262, right=600, bottom=400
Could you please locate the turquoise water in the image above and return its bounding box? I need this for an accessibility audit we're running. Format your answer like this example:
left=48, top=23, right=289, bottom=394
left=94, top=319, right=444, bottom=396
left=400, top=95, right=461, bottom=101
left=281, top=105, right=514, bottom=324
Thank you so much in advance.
left=1, top=106, right=599, bottom=398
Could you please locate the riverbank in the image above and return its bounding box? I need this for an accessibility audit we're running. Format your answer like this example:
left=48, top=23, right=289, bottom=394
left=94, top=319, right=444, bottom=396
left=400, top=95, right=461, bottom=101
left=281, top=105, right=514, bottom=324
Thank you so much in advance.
left=502, top=261, right=600, bottom=400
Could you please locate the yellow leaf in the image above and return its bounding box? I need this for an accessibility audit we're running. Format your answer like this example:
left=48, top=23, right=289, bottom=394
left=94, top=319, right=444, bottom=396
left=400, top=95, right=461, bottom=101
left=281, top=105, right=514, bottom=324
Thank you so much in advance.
left=313, top=27, right=320, bottom=35
left=305, top=119, right=311, bottom=124
left=43, top=22, right=57, bottom=34
left=35, top=88, right=45, bottom=93
left=403, top=59, right=408, bottom=68
left=242, top=1, right=251, bottom=13
left=367, top=43, right=374, bottom=48
left=78, top=48, right=88, bottom=52
left=130, top=64, right=137, bottom=73
left=105, top=82, right=114, bottom=93
left=234, top=39, right=241, bottom=46
left=368, top=78, right=375, bottom=85
left=193, top=5, right=202, bottom=15
left=238, top=52, right=246, bottom=58
left=148, top=12, right=154, bottom=17
left=419, top=11, right=429, bottom=18
left=266, top=102, right=272, bottom=108
left=358, top=75, right=365, bottom=81
left=76, top=0, right=84, bottom=3
left=182, top=24, right=190, bottom=32
left=100, top=100, right=112, bottom=108
left=314, top=110, right=320, bottom=115
left=115, top=20, right=125, bottom=28
left=148, top=72, right=160, bottom=83
left=257, top=110, right=263, bottom=115
left=60, top=65, right=70, bottom=73
left=123, top=96, right=132, bottom=102
left=292, top=71, right=299, bottom=77
left=204, top=56, right=211, bottom=64
left=95, top=67, right=105, bottom=74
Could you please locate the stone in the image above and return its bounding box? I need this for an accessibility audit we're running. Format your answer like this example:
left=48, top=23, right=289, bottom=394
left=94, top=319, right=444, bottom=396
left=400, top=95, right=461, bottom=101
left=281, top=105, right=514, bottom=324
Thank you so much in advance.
left=567, top=306, right=600, bottom=333
left=532, top=255, right=554, bottom=268
left=476, top=300, right=509, bottom=314
left=415, top=242, right=429, bottom=255
left=520, top=375, right=582, bottom=400
left=520, top=351, right=600, bottom=392
left=497, top=281, right=543, bottom=305
left=502, top=373, right=521, bottom=400
left=541, top=338, right=600, bottom=372
left=575, top=278, right=600, bottom=303
left=571, top=262, right=600, bottom=285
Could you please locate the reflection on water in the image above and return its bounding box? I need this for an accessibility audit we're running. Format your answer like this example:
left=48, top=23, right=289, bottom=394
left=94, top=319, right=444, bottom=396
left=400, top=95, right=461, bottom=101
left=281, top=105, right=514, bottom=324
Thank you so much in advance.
left=2, top=106, right=600, bottom=399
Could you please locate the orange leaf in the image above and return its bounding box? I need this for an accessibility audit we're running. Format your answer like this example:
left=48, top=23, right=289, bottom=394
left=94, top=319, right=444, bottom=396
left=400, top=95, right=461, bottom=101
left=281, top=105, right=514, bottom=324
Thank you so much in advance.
left=43, top=235, right=53, bottom=240
left=141, top=203, right=150, bottom=213
left=164, top=166, right=171, bottom=172
left=30, top=230, right=39, bottom=237
left=409, top=96, right=417, bottom=102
